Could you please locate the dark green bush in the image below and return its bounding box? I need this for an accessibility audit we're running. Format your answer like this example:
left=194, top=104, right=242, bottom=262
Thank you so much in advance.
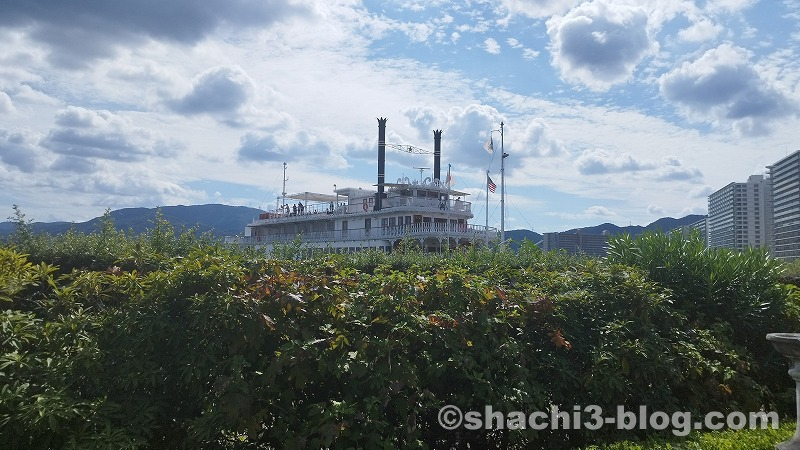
left=0, top=224, right=796, bottom=449
left=606, top=231, right=800, bottom=414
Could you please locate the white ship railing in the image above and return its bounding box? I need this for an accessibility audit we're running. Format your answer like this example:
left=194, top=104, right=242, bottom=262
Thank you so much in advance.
left=249, top=198, right=472, bottom=225
left=231, top=223, right=497, bottom=245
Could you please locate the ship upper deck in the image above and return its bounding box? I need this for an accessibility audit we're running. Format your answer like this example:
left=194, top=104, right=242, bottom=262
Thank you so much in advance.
left=248, top=180, right=472, bottom=226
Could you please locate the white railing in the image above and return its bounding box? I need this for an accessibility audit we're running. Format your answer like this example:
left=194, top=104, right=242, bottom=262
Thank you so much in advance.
left=232, top=223, right=496, bottom=245
left=383, top=196, right=471, bottom=213
left=249, top=198, right=472, bottom=226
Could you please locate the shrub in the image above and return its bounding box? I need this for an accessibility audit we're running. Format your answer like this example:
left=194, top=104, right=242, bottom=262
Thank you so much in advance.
left=606, top=231, right=800, bottom=414
left=0, top=225, right=796, bottom=449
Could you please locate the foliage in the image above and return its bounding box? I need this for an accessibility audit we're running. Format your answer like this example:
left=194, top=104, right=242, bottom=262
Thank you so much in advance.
left=781, top=258, right=800, bottom=286
left=0, top=217, right=797, bottom=449
left=580, top=421, right=794, bottom=450
left=606, top=231, right=800, bottom=413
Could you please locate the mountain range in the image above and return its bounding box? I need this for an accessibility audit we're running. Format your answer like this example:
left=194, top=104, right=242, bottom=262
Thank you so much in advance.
left=0, top=204, right=264, bottom=238
left=0, top=204, right=705, bottom=243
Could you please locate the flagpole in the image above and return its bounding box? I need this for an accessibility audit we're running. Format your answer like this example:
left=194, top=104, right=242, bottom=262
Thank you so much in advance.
left=500, top=121, right=506, bottom=244
left=484, top=170, right=488, bottom=245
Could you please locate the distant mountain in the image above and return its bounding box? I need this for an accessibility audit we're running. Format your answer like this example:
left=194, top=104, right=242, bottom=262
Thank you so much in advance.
left=505, top=229, right=543, bottom=251
left=504, top=214, right=706, bottom=250
left=0, top=204, right=263, bottom=238
left=1, top=205, right=707, bottom=245
left=559, top=214, right=706, bottom=236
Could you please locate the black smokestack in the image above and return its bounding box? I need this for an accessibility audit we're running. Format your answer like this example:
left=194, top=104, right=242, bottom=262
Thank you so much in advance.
left=377, top=117, right=387, bottom=211
left=433, top=129, right=442, bottom=183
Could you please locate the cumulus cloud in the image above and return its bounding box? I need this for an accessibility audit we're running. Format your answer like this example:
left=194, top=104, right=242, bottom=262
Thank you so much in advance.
left=518, top=118, right=566, bottom=157
left=236, top=130, right=347, bottom=169
left=546, top=1, right=657, bottom=90
left=584, top=205, right=615, bottom=216
left=659, top=43, right=797, bottom=136
left=522, top=48, right=541, bottom=59
left=507, top=37, right=540, bottom=59
left=502, top=0, right=583, bottom=19
left=0, top=0, right=314, bottom=69
left=690, top=185, right=714, bottom=199
left=647, top=204, right=665, bottom=216
left=59, top=169, right=206, bottom=207
left=168, top=66, right=254, bottom=118
left=0, top=130, right=41, bottom=173
left=574, top=149, right=654, bottom=175
left=677, top=17, right=722, bottom=42
left=43, top=106, right=182, bottom=162
left=401, top=106, right=563, bottom=172
left=50, top=155, right=98, bottom=174
left=654, top=157, right=703, bottom=181
left=404, top=104, right=503, bottom=168
left=483, top=38, right=501, bottom=54
left=574, top=150, right=703, bottom=182
left=0, top=91, right=13, bottom=113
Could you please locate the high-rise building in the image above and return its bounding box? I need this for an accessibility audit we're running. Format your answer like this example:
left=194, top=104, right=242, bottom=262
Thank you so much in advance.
left=707, top=175, right=771, bottom=251
left=768, top=150, right=800, bottom=261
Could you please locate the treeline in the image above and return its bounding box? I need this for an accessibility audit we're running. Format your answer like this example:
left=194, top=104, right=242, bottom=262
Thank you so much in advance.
left=1, top=209, right=799, bottom=449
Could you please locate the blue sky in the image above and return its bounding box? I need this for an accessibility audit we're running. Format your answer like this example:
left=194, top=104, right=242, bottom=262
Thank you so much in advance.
left=1, top=0, right=799, bottom=233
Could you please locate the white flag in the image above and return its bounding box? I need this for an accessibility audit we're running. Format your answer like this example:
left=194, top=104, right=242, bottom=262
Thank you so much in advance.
left=484, top=136, right=494, bottom=154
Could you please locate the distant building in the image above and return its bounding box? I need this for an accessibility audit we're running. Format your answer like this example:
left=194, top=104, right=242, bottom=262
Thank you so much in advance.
left=542, top=229, right=609, bottom=257
left=707, top=175, right=771, bottom=252
left=681, top=216, right=708, bottom=247
left=768, top=150, right=800, bottom=261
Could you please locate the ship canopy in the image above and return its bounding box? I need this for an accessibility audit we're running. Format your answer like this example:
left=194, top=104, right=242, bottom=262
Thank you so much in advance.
left=286, top=192, right=339, bottom=203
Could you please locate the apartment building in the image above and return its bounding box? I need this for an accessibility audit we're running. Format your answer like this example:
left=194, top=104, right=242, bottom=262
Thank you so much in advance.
left=768, top=150, right=800, bottom=261
left=542, top=229, right=609, bottom=257
left=707, top=175, right=771, bottom=252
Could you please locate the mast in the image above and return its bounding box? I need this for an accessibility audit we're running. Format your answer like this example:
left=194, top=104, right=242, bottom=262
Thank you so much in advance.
left=282, top=162, right=287, bottom=207
left=486, top=170, right=489, bottom=245
left=500, top=122, right=507, bottom=243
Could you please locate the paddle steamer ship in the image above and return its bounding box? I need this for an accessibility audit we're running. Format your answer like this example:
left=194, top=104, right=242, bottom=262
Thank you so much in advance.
left=231, top=118, right=496, bottom=253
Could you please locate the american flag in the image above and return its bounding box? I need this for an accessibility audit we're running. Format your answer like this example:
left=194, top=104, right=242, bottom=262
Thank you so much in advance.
left=487, top=175, right=496, bottom=193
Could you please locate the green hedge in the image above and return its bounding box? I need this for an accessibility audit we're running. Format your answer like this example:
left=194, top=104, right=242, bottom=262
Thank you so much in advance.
left=1, top=220, right=798, bottom=449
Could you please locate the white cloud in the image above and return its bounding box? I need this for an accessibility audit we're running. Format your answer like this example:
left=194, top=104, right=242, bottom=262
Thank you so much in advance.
left=574, top=149, right=655, bottom=175
left=522, top=48, right=540, bottom=59
left=501, top=0, right=583, bottom=19
left=584, top=205, right=615, bottom=216
left=167, top=66, right=255, bottom=119
left=43, top=106, right=181, bottom=162
left=546, top=0, right=657, bottom=90
left=0, top=91, right=13, bottom=113
left=518, top=118, right=566, bottom=157
left=507, top=38, right=522, bottom=48
left=677, top=17, right=723, bottom=42
left=236, top=130, right=348, bottom=169
left=483, top=38, right=501, bottom=54
left=659, top=43, right=798, bottom=136
left=0, top=0, right=315, bottom=69
left=0, top=130, right=42, bottom=173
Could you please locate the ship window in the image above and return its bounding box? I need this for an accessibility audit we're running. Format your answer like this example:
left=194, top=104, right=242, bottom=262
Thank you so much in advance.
left=422, top=217, right=432, bottom=223
left=389, top=217, right=396, bottom=227
left=416, top=190, right=426, bottom=197
left=382, top=218, right=388, bottom=228
left=414, top=215, right=422, bottom=223
left=405, top=216, right=411, bottom=225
